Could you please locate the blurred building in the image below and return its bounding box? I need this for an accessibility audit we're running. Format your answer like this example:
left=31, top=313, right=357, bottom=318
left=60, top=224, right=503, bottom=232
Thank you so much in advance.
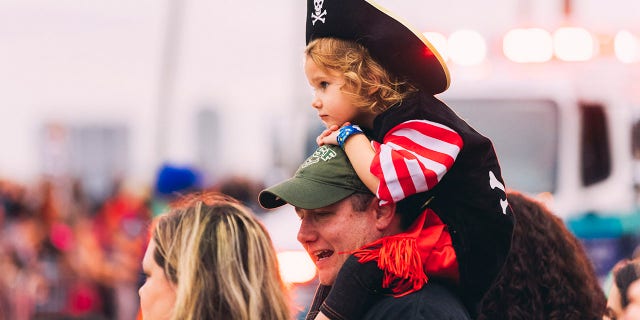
left=0, top=0, right=638, bottom=191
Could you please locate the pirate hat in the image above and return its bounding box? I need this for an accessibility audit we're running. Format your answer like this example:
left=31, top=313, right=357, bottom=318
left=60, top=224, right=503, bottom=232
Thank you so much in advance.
left=306, top=0, right=450, bottom=95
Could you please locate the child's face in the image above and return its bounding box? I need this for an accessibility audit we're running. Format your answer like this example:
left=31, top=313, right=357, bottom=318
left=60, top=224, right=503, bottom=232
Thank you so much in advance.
left=304, top=56, right=367, bottom=128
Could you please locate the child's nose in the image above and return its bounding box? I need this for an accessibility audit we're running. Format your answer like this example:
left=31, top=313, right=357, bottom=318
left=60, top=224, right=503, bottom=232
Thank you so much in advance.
left=311, top=96, right=321, bottom=109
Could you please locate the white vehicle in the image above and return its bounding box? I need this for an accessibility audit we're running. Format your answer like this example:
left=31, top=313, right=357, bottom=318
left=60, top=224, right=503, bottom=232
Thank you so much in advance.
left=439, top=77, right=640, bottom=278
left=440, top=78, right=638, bottom=220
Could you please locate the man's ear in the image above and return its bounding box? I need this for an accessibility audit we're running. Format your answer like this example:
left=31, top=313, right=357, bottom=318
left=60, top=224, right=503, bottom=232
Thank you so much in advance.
left=373, top=201, right=396, bottom=231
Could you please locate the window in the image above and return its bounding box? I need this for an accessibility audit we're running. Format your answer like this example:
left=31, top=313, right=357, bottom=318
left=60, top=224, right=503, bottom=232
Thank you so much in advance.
left=196, top=108, right=220, bottom=179
left=446, top=98, right=559, bottom=194
left=579, top=102, right=611, bottom=186
left=40, top=123, right=129, bottom=207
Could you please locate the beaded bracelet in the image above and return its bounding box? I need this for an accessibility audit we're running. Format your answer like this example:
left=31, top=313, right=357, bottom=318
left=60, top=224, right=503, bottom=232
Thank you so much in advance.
left=336, top=124, right=364, bottom=148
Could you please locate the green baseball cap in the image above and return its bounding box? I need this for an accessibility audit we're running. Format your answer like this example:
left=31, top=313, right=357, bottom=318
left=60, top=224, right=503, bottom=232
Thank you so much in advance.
left=259, top=145, right=372, bottom=209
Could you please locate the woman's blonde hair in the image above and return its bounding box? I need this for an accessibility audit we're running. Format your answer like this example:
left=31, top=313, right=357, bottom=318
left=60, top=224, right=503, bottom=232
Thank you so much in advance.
left=152, top=192, right=291, bottom=320
left=305, top=37, right=416, bottom=114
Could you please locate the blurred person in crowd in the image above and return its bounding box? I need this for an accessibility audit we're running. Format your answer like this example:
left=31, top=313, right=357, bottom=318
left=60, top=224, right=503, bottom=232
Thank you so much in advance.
left=0, top=181, right=50, bottom=320
left=477, top=191, right=606, bottom=320
left=151, top=163, right=201, bottom=218
left=0, top=180, right=14, bottom=319
left=622, top=277, right=640, bottom=319
left=139, top=192, right=291, bottom=320
left=259, top=145, right=470, bottom=320
left=605, top=258, right=640, bottom=319
left=211, top=175, right=265, bottom=213
left=81, top=179, right=150, bottom=319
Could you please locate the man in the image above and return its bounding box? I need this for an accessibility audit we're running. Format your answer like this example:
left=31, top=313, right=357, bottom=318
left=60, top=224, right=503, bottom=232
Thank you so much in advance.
left=259, top=145, right=470, bottom=319
left=624, top=279, right=640, bottom=319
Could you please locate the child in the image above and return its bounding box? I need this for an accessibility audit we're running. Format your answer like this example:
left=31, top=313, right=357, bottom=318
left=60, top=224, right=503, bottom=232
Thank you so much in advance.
left=303, top=0, right=514, bottom=318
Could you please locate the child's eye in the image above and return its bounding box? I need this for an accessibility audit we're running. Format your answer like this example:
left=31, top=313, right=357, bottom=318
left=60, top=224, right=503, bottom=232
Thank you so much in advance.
left=319, top=81, right=329, bottom=89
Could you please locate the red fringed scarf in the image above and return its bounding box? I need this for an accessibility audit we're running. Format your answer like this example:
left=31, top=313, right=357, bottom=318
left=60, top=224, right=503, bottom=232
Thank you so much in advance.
left=351, top=208, right=459, bottom=297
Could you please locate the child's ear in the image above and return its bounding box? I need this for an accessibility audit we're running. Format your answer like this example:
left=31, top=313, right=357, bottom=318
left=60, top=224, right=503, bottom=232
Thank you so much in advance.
left=367, top=77, right=381, bottom=95
left=366, top=74, right=382, bottom=95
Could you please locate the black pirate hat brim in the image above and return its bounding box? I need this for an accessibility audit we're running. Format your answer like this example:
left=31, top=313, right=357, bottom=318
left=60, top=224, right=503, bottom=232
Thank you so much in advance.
left=306, top=0, right=450, bottom=95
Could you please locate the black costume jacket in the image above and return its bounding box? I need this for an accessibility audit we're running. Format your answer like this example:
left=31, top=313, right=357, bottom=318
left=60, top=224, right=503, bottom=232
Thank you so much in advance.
left=364, top=90, right=515, bottom=313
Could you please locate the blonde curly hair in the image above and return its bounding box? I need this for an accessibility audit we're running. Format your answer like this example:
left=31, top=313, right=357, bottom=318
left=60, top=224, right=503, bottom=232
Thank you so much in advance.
left=305, top=37, right=416, bottom=114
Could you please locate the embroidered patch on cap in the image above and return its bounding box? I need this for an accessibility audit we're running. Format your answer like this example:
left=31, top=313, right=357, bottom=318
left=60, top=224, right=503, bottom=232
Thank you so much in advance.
left=300, top=145, right=337, bottom=168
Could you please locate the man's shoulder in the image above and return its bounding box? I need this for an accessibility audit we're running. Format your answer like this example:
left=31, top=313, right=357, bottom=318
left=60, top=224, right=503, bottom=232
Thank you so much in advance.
left=362, top=281, right=471, bottom=320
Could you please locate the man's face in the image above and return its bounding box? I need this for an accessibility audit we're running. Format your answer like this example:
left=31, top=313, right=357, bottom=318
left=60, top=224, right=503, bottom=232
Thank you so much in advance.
left=296, top=196, right=381, bottom=285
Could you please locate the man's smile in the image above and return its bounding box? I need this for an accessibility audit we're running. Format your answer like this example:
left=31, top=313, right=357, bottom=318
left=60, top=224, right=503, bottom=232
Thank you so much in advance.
left=312, top=249, right=335, bottom=262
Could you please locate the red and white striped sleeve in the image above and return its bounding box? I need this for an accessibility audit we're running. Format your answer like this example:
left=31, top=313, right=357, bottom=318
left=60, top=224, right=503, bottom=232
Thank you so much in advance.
left=370, top=119, right=463, bottom=204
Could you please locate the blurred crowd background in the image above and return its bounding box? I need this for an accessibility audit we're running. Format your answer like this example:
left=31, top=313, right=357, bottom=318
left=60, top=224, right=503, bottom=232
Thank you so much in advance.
left=0, top=167, right=268, bottom=320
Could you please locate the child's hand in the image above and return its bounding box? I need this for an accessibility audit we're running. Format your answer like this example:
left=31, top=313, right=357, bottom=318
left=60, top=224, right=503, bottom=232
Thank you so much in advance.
left=316, top=124, right=340, bottom=146
left=317, top=123, right=352, bottom=146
